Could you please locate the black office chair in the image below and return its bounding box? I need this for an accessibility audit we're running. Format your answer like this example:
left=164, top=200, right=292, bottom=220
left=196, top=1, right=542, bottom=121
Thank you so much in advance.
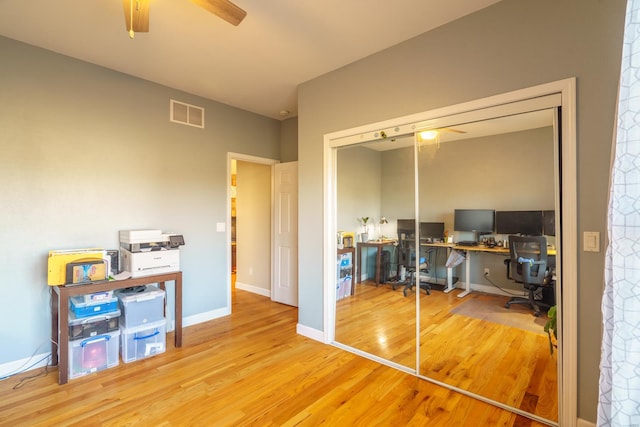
left=505, top=235, right=552, bottom=317
left=398, top=245, right=432, bottom=297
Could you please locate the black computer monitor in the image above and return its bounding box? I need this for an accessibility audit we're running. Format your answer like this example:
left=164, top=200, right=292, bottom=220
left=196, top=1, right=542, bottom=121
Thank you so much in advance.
left=397, top=219, right=415, bottom=245
left=420, top=222, right=445, bottom=239
left=543, top=210, right=556, bottom=236
left=495, top=210, right=543, bottom=236
left=453, top=209, right=495, bottom=234
left=397, top=219, right=415, bottom=234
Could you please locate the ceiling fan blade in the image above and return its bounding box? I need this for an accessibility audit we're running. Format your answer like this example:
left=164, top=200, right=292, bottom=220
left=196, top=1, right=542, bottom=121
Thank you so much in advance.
left=190, top=0, right=247, bottom=26
left=123, top=0, right=150, bottom=33
left=442, top=127, right=467, bottom=134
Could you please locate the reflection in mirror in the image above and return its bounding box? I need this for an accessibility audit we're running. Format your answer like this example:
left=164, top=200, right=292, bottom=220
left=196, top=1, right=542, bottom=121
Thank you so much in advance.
left=415, top=110, right=558, bottom=423
left=333, top=109, right=559, bottom=424
left=334, top=141, right=417, bottom=370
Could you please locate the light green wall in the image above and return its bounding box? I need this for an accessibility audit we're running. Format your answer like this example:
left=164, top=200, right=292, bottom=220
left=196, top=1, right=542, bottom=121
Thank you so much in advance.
left=0, top=36, right=280, bottom=365
left=336, top=145, right=382, bottom=236
left=297, top=0, right=625, bottom=422
left=236, top=161, right=272, bottom=291
left=336, top=146, right=383, bottom=281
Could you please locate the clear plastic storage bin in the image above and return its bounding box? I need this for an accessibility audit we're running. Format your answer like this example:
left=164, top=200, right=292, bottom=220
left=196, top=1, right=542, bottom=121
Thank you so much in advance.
left=70, top=295, right=119, bottom=318
left=116, top=285, right=165, bottom=327
left=68, top=330, right=120, bottom=379
left=120, top=319, right=166, bottom=363
left=68, top=309, right=120, bottom=340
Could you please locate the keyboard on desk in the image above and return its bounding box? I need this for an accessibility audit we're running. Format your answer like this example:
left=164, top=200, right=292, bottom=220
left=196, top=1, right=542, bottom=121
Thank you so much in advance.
left=457, top=241, right=478, bottom=246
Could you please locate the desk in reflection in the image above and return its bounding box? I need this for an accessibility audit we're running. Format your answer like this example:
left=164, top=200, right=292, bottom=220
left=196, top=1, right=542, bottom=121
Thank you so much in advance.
left=356, top=240, right=396, bottom=286
left=422, top=242, right=556, bottom=298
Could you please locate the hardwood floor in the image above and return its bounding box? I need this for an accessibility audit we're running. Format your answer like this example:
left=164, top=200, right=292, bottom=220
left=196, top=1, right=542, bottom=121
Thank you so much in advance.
left=0, top=289, right=554, bottom=426
left=336, top=282, right=558, bottom=424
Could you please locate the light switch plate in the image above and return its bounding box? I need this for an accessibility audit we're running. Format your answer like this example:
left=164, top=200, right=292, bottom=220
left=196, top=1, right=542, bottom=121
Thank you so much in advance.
left=584, top=231, right=600, bottom=252
left=216, top=222, right=225, bottom=232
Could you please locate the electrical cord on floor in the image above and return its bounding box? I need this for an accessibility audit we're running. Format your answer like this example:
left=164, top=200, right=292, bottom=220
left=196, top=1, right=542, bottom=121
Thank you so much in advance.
left=1, top=340, right=54, bottom=387
left=482, top=271, right=525, bottom=297
left=12, top=357, right=53, bottom=390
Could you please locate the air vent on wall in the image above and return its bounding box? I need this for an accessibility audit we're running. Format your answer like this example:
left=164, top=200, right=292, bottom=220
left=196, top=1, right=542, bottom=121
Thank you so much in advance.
left=170, top=99, right=205, bottom=128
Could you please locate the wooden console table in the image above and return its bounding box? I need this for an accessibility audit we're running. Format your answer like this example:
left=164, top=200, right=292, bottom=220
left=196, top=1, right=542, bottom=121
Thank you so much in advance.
left=357, top=240, right=395, bottom=285
left=50, top=271, right=182, bottom=385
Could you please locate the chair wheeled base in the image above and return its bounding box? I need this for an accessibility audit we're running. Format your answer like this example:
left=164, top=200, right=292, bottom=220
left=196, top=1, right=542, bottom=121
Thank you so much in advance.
left=505, top=286, right=550, bottom=317
left=401, top=272, right=431, bottom=297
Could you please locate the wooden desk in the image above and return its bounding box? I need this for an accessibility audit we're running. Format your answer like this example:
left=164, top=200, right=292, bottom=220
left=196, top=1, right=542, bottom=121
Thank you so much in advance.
left=50, top=271, right=182, bottom=385
left=423, top=243, right=556, bottom=298
left=356, top=240, right=395, bottom=285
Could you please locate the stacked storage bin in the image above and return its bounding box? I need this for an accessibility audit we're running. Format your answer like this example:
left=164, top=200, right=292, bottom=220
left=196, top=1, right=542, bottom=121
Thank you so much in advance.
left=336, top=251, right=353, bottom=300
left=116, top=285, right=166, bottom=363
left=68, top=291, right=121, bottom=379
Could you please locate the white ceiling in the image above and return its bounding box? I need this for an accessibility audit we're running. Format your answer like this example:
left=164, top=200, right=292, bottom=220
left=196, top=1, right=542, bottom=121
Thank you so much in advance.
left=0, top=0, right=502, bottom=120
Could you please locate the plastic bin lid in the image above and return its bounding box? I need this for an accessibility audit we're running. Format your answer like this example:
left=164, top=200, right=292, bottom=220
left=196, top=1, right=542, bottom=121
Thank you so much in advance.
left=70, top=295, right=118, bottom=308
left=117, top=285, right=165, bottom=302
left=68, top=308, right=121, bottom=325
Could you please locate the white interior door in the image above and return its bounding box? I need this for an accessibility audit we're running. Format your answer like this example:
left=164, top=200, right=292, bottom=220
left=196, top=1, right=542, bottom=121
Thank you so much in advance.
left=272, top=161, right=298, bottom=306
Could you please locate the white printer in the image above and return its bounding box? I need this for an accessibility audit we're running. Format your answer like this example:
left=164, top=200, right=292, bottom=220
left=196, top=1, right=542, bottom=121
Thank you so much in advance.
left=119, top=229, right=184, bottom=278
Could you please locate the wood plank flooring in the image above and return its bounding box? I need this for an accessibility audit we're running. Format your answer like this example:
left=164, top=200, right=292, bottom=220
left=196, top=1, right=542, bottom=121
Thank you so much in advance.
left=336, top=281, right=558, bottom=423
left=0, top=288, right=555, bottom=426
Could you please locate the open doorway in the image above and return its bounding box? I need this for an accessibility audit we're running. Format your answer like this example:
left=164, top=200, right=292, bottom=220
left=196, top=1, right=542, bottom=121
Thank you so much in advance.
left=228, top=153, right=278, bottom=311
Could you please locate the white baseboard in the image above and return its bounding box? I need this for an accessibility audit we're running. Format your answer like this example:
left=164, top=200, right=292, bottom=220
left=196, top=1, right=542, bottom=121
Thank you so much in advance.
left=235, top=282, right=271, bottom=297
left=182, top=306, right=230, bottom=328
left=376, top=275, right=520, bottom=298
left=296, top=323, right=326, bottom=343
left=464, top=281, right=516, bottom=297
left=418, top=277, right=518, bottom=297
left=577, top=418, right=596, bottom=427
left=0, top=352, right=51, bottom=379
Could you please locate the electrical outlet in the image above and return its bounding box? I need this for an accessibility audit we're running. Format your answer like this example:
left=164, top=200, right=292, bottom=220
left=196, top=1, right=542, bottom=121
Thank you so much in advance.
left=484, top=268, right=490, bottom=276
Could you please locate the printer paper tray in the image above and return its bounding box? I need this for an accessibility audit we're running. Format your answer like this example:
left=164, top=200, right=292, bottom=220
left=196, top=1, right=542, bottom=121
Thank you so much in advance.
left=131, top=265, right=179, bottom=278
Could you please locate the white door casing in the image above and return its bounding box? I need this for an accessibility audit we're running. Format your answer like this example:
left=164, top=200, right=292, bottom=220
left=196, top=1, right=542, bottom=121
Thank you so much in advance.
left=228, top=152, right=277, bottom=307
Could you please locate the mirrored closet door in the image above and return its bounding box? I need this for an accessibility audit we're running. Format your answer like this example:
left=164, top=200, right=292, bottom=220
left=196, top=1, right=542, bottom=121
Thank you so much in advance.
left=414, top=111, right=558, bottom=423
left=334, top=141, right=417, bottom=370
left=330, top=102, right=562, bottom=425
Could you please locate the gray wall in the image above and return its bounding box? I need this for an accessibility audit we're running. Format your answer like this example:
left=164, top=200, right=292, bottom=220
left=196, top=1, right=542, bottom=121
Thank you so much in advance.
left=0, top=36, right=280, bottom=365
left=280, top=117, right=298, bottom=162
left=297, top=0, right=626, bottom=422
left=416, top=127, right=555, bottom=223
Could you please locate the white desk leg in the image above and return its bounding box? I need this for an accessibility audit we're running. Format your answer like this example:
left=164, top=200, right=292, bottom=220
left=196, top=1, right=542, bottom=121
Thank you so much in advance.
left=457, top=250, right=472, bottom=298
left=444, top=267, right=454, bottom=293
left=443, top=247, right=455, bottom=293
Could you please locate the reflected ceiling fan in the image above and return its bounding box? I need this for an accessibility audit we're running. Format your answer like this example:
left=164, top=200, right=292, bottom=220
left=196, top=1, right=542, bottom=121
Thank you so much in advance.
left=418, top=127, right=466, bottom=141
left=123, top=0, right=247, bottom=38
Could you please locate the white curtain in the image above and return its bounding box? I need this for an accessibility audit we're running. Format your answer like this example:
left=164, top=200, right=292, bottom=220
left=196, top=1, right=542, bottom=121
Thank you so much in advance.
left=598, top=1, right=640, bottom=425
